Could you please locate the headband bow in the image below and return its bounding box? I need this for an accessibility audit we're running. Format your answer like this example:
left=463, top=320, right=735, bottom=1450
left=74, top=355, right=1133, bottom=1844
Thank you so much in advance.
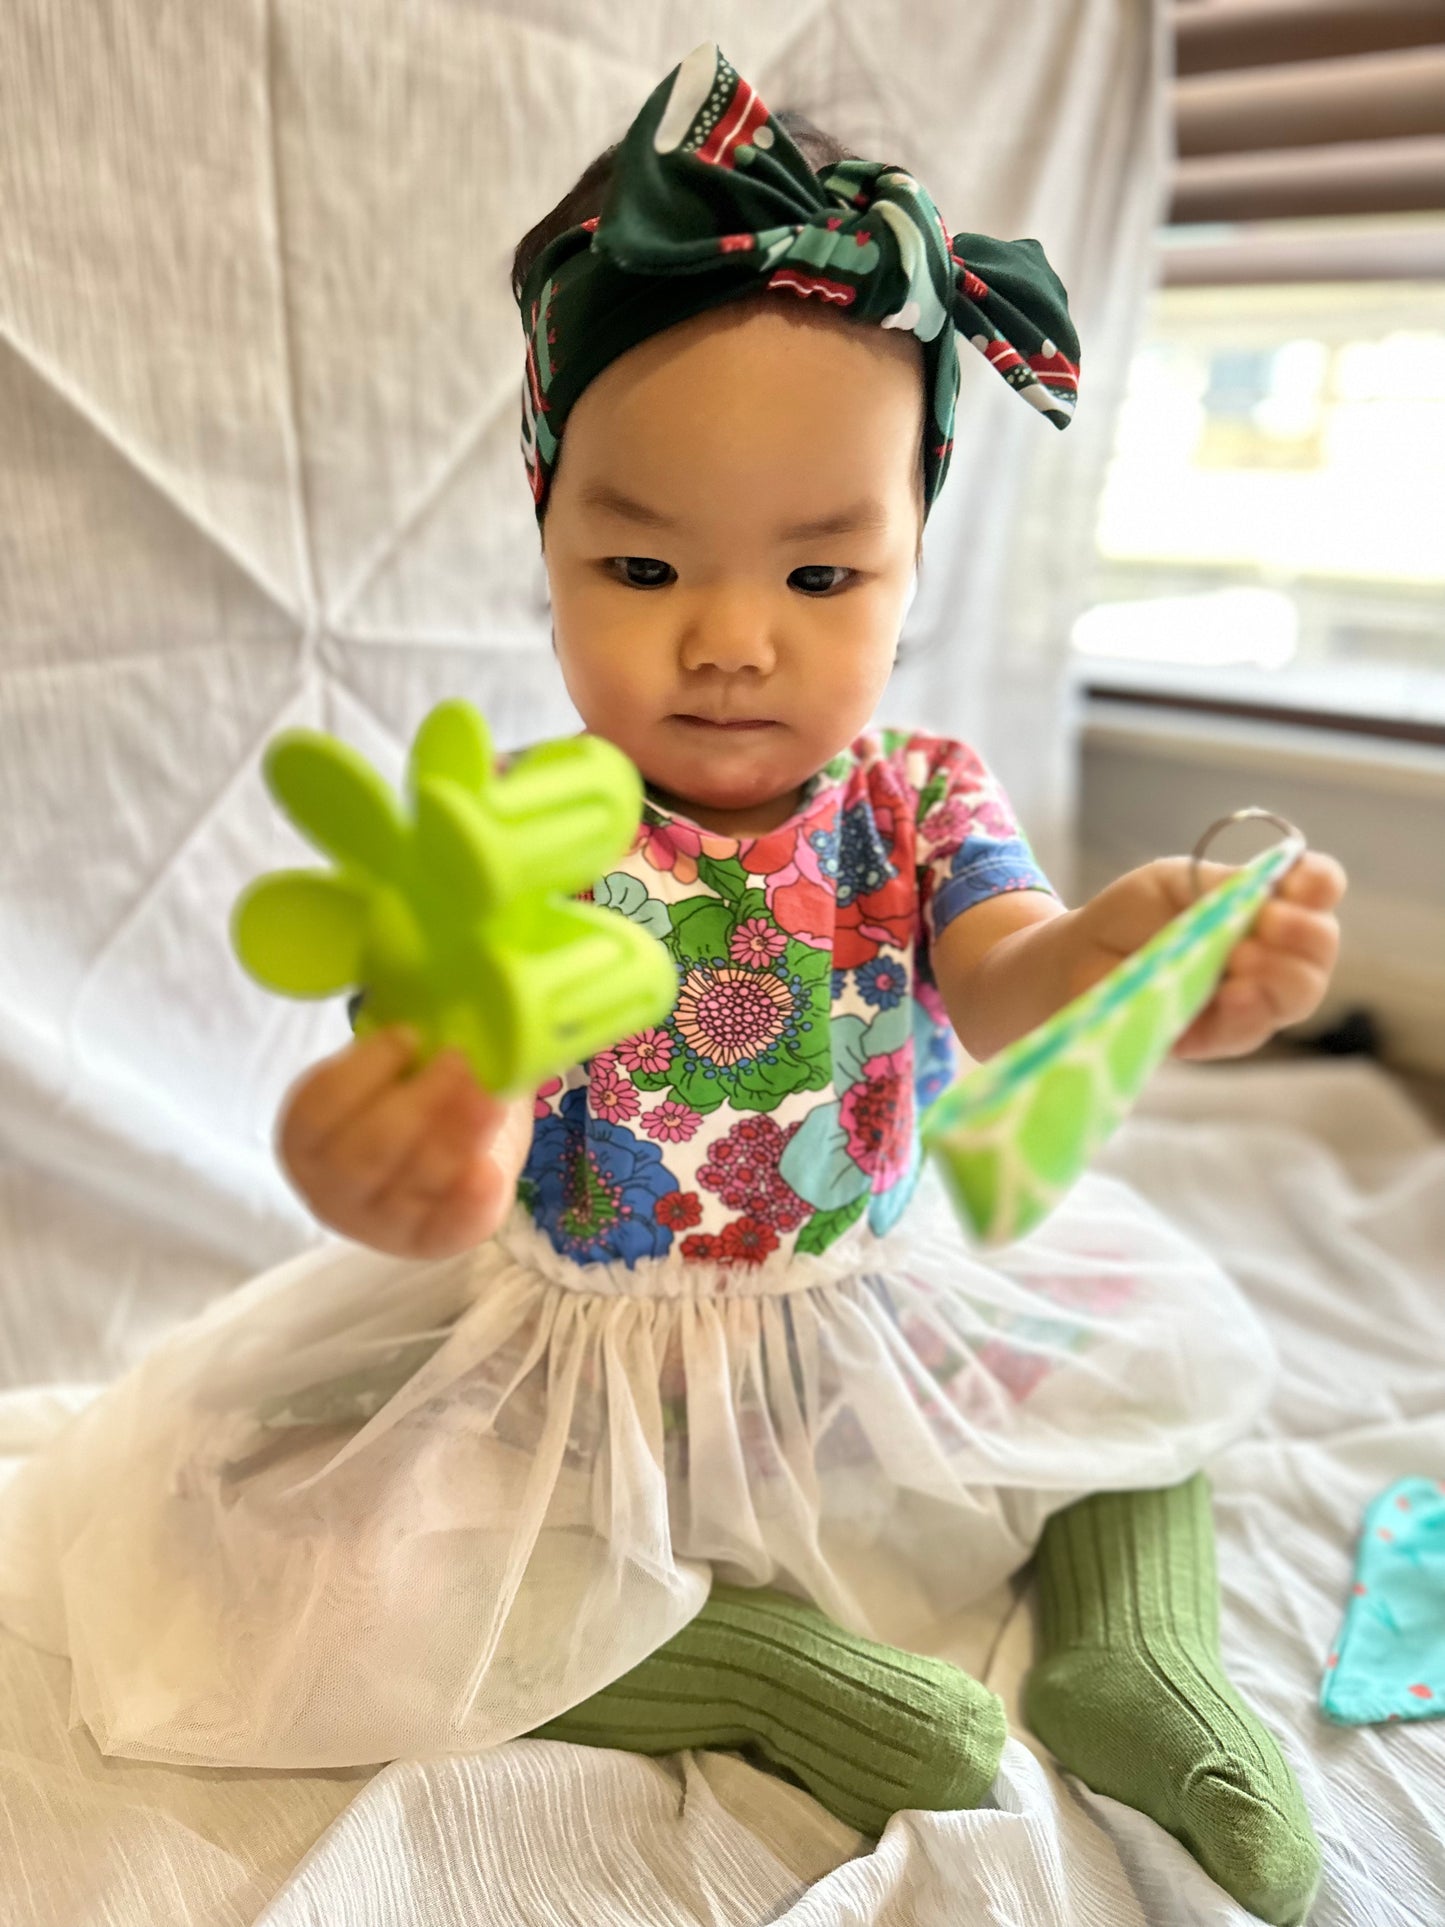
left=517, top=42, right=1080, bottom=522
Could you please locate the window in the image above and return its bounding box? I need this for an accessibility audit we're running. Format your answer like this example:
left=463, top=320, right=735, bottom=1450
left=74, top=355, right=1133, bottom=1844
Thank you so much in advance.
left=1077, top=264, right=1445, bottom=693
left=1074, top=6, right=1445, bottom=734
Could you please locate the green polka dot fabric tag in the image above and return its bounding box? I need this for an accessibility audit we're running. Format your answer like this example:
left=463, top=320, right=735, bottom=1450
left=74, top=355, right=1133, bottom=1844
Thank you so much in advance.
left=1321, top=1476, right=1445, bottom=1727
left=921, top=833, right=1304, bottom=1248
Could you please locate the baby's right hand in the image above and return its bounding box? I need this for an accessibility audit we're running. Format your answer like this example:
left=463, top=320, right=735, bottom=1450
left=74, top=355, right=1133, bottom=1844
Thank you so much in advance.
left=275, top=1026, right=534, bottom=1261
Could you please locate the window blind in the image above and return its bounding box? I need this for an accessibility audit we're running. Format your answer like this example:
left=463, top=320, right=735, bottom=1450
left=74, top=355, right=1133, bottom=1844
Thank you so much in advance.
left=1167, top=0, right=1445, bottom=281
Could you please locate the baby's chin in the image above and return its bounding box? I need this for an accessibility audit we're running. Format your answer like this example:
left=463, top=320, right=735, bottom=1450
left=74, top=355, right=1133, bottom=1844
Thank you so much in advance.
left=638, top=740, right=819, bottom=830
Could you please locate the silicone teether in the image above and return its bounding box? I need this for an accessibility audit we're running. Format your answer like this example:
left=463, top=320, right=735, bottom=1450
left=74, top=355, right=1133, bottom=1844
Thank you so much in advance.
left=231, top=700, right=678, bottom=1094
left=922, top=828, right=1305, bottom=1248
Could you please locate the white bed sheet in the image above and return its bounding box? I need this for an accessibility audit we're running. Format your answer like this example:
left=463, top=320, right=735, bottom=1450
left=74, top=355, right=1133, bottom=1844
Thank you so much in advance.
left=2, top=1055, right=1442, bottom=1927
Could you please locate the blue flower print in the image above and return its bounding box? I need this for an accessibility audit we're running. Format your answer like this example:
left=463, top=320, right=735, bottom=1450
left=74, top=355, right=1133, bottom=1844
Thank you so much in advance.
left=834, top=800, right=898, bottom=908
left=523, top=1086, right=678, bottom=1264
left=806, top=820, right=841, bottom=884
left=856, top=956, right=906, bottom=1010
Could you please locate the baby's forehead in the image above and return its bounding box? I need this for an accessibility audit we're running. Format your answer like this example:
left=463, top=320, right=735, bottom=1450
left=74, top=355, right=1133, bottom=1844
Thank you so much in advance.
left=655, top=291, right=924, bottom=370
left=556, top=299, right=927, bottom=526
left=581, top=297, right=925, bottom=431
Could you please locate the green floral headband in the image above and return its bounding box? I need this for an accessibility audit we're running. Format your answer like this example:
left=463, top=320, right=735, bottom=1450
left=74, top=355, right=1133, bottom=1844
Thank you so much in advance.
left=516, top=41, right=1080, bottom=524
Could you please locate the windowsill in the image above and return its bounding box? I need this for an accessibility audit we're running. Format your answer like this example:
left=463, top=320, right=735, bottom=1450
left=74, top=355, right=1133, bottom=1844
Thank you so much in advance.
left=1071, top=656, right=1445, bottom=747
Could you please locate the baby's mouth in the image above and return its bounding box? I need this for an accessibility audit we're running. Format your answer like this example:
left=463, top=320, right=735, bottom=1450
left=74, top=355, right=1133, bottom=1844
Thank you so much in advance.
left=672, top=714, right=779, bottom=732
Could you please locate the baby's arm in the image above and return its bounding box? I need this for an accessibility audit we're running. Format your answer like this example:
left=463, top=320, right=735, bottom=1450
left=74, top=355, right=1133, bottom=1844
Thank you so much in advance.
left=932, top=852, right=1346, bottom=1064
left=276, top=1027, right=534, bottom=1260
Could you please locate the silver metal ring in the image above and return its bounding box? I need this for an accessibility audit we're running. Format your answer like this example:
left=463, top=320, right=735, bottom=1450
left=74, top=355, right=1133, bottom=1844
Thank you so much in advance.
left=1189, top=808, right=1304, bottom=900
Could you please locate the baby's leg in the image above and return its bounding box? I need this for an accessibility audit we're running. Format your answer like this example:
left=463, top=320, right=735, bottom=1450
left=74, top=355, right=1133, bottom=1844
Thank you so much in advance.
left=1024, top=1477, right=1321, bottom=1927
left=532, top=1583, right=1005, bottom=1836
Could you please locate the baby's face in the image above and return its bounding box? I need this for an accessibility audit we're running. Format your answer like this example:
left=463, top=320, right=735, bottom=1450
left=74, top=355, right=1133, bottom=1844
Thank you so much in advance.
left=542, top=299, right=924, bottom=834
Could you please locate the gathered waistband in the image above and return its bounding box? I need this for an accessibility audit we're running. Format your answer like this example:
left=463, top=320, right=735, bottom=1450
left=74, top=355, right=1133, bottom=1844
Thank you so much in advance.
left=488, top=1200, right=922, bottom=1301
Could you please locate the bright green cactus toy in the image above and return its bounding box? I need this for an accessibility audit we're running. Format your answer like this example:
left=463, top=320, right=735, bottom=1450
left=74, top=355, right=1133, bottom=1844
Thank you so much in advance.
left=922, top=814, right=1306, bottom=1249
left=231, top=699, right=678, bottom=1094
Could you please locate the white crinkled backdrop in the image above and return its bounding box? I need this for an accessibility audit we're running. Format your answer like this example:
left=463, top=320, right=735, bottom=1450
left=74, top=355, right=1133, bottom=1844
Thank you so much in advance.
left=0, top=0, right=1156, bottom=1346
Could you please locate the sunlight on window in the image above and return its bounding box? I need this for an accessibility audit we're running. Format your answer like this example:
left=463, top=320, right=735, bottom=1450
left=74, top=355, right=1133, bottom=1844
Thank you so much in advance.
left=1076, top=282, right=1445, bottom=685
left=1074, top=586, right=1298, bottom=669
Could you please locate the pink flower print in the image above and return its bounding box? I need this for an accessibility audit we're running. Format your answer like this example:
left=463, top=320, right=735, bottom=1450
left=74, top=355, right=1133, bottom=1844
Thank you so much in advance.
left=640, top=1099, right=702, bottom=1144
left=697, top=1115, right=809, bottom=1232
left=589, top=1060, right=639, bottom=1124
left=738, top=812, right=837, bottom=946
left=921, top=783, right=1016, bottom=851
left=534, top=1076, right=563, bottom=1120
left=765, top=870, right=834, bottom=945
left=675, top=965, right=793, bottom=1067
left=919, top=797, right=973, bottom=852
left=615, top=1026, right=674, bottom=1076
left=636, top=817, right=734, bottom=884
left=729, top=917, right=788, bottom=968
left=839, top=1045, right=913, bottom=1191
left=971, top=793, right=1018, bottom=840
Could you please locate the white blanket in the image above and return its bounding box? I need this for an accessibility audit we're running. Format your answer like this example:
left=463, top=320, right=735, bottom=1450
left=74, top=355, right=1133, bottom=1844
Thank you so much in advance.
left=3, top=1056, right=1442, bottom=1926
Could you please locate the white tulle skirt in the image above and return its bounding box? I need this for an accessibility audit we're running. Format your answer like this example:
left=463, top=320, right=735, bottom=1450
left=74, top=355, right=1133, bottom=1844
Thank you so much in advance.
left=0, top=1161, right=1275, bottom=1769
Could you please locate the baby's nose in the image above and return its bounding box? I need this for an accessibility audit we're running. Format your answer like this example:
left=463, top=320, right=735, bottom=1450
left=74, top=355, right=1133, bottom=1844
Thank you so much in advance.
left=678, top=592, right=778, bottom=675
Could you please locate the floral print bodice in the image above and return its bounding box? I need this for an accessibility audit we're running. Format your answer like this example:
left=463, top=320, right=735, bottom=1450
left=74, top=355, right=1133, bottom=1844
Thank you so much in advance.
left=518, top=729, right=1054, bottom=1269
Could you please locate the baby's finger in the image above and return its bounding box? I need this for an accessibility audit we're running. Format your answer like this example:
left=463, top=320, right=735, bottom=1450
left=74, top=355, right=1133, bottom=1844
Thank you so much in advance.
left=373, top=1076, right=505, bottom=1210
left=1279, top=851, right=1347, bottom=911
left=1079, top=858, right=1221, bottom=956
left=322, top=1049, right=478, bottom=1204
left=1151, top=856, right=1248, bottom=922
left=1250, top=899, right=1340, bottom=973
left=1172, top=976, right=1271, bottom=1059
left=278, top=1024, right=422, bottom=1164
left=404, top=1162, right=516, bottom=1263
left=1223, top=942, right=1328, bottom=1025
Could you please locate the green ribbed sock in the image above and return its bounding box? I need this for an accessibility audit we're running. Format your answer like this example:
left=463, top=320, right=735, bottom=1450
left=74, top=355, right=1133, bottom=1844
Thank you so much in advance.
left=1024, top=1477, right=1322, bottom=1927
left=532, top=1583, right=1006, bottom=1836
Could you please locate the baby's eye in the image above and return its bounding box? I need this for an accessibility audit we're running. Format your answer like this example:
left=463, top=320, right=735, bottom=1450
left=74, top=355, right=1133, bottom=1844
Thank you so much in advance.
left=610, top=557, right=676, bottom=590
left=788, top=565, right=852, bottom=597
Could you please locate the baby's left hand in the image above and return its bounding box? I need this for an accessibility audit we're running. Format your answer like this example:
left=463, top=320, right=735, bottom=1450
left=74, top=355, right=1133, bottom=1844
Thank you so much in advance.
left=1070, top=850, right=1347, bottom=1061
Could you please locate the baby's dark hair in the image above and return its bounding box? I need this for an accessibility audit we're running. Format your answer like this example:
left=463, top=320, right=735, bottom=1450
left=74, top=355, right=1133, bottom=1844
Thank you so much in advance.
left=510, top=109, right=859, bottom=304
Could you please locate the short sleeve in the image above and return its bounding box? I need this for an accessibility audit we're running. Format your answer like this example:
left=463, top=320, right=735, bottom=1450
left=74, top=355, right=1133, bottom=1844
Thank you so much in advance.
left=911, top=736, right=1058, bottom=953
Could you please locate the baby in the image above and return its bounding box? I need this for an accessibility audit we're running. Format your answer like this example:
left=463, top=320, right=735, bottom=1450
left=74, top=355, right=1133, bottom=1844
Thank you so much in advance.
left=0, top=45, right=1345, bottom=1927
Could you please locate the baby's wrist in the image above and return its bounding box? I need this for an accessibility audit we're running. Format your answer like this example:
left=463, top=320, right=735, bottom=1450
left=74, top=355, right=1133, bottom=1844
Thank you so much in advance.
left=955, top=905, right=1083, bottom=1058
left=1019, top=905, right=1093, bottom=1018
